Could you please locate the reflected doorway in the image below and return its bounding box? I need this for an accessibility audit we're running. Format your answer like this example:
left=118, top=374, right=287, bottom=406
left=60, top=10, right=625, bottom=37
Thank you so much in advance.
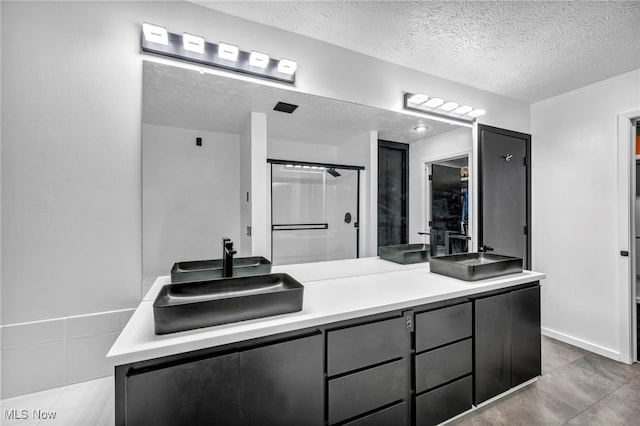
left=426, top=156, right=470, bottom=257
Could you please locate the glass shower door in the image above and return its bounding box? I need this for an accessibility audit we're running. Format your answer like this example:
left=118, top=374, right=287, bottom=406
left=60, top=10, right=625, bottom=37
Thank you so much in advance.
left=271, top=163, right=359, bottom=266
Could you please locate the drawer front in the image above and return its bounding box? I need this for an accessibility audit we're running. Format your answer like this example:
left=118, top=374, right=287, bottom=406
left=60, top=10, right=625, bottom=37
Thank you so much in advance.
left=416, top=302, right=471, bottom=352
left=328, top=360, right=406, bottom=425
left=416, top=339, right=472, bottom=393
left=415, top=375, right=473, bottom=426
left=342, top=402, right=407, bottom=426
left=327, top=317, right=406, bottom=376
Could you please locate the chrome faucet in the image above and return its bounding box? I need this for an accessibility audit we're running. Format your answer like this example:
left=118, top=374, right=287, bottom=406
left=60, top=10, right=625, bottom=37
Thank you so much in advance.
left=222, top=237, right=237, bottom=278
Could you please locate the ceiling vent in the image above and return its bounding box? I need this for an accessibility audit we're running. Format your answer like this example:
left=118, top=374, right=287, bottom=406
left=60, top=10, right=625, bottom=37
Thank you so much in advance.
left=273, top=102, right=299, bottom=114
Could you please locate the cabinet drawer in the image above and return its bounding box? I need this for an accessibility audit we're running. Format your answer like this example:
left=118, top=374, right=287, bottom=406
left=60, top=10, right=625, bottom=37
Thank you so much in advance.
left=327, top=317, right=406, bottom=376
left=416, top=339, right=472, bottom=393
left=342, top=402, right=407, bottom=426
left=416, top=302, right=471, bottom=352
left=415, top=375, right=472, bottom=426
left=328, top=359, right=406, bottom=425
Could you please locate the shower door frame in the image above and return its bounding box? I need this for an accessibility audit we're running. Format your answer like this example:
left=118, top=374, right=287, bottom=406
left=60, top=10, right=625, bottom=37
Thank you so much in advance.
left=267, top=159, right=365, bottom=265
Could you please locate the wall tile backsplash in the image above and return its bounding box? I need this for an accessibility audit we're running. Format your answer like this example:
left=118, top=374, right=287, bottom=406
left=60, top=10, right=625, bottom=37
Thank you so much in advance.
left=0, top=309, right=135, bottom=398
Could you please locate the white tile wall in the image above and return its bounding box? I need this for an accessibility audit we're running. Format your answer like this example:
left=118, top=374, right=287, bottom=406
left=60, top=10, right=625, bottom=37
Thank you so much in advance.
left=65, top=333, right=120, bottom=385
left=0, top=309, right=133, bottom=398
left=2, top=342, right=66, bottom=398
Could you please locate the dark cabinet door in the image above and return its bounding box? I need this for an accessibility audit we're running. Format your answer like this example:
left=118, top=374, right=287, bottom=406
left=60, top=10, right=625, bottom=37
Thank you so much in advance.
left=240, top=333, right=323, bottom=426
left=125, top=352, right=241, bottom=426
left=474, top=291, right=512, bottom=404
left=511, top=286, right=541, bottom=386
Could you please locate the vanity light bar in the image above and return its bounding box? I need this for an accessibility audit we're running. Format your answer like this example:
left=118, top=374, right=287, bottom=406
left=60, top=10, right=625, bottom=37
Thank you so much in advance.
left=403, top=92, right=485, bottom=123
left=140, top=23, right=297, bottom=84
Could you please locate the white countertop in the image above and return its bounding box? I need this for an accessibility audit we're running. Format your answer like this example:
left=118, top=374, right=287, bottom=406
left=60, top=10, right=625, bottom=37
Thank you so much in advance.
left=107, top=257, right=545, bottom=366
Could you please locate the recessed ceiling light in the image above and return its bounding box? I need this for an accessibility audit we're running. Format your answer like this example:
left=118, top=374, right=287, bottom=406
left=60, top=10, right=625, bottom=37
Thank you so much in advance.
left=440, top=101, right=459, bottom=112
left=249, top=51, right=270, bottom=68
left=218, top=42, right=239, bottom=61
left=277, top=59, right=297, bottom=75
left=408, top=93, right=429, bottom=105
left=425, top=97, right=444, bottom=108
left=468, top=109, right=486, bottom=117
left=414, top=124, right=429, bottom=132
left=183, top=33, right=204, bottom=54
left=142, top=23, right=168, bottom=46
left=454, top=105, right=473, bottom=115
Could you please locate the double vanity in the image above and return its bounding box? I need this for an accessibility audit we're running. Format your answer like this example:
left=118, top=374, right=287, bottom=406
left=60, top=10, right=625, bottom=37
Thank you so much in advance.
left=107, top=256, right=545, bottom=426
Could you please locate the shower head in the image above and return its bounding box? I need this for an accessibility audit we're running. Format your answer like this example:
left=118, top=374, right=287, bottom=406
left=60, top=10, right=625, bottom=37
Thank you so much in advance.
left=327, top=168, right=341, bottom=177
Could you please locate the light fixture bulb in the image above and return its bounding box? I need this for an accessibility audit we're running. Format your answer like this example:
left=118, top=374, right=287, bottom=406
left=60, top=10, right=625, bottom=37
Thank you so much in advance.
left=142, top=23, right=168, bottom=46
left=408, top=93, right=429, bottom=105
left=440, top=101, right=459, bottom=112
left=277, top=59, right=298, bottom=75
left=468, top=109, right=486, bottom=117
left=249, top=51, right=270, bottom=68
left=218, top=42, right=239, bottom=61
left=425, top=97, right=444, bottom=108
left=183, top=33, right=204, bottom=54
left=454, top=105, right=473, bottom=115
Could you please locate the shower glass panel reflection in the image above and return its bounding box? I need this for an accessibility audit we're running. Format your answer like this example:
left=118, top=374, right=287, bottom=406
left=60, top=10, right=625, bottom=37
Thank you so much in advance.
left=270, top=161, right=361, bottom=266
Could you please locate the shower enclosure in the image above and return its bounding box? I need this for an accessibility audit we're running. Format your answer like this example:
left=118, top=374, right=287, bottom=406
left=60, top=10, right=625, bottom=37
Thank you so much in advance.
left=269, top=160, right=363, bottom=266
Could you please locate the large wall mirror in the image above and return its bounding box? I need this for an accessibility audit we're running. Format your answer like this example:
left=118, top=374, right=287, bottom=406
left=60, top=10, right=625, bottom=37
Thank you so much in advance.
left=142, top=60, right=473, bottom=290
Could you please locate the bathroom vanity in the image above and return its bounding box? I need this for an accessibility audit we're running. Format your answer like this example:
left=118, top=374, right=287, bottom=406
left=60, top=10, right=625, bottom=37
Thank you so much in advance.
left=107, top=258, right=545, bottom=426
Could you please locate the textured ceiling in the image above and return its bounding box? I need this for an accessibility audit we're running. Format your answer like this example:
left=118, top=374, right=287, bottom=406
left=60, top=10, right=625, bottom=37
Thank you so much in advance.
left=143, top=61, right=458, bottom=145
left=192, top=0, right=640, bottom=102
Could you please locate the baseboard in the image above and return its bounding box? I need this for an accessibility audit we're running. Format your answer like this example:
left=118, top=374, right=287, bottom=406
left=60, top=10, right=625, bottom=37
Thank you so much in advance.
left=542, top=327, right=621, bottom=361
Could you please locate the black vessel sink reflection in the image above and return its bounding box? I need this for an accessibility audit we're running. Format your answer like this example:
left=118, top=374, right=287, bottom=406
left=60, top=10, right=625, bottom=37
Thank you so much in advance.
left=379, top=244, right=430, bottom=264
left=430, top=252, right=523, bottom=281
left=153, top=273, right=304, bottom=335
left=171, top=257, right=272, bottom=283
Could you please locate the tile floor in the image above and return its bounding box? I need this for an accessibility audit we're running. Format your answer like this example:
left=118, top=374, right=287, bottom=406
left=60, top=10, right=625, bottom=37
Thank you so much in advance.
left=0, top=336, right=638, bottom=425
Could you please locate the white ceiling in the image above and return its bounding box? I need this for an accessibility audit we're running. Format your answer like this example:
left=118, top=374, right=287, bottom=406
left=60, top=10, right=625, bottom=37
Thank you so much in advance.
left=192, top=0, right=640, bottom=103
left=143, top=61, right=459, bottom=145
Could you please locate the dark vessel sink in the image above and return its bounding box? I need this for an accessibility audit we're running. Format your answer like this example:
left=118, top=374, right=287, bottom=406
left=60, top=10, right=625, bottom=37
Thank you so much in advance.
left=171, top=257, right=272, bottom=283
left=379, top=244, right=430, bottom=264
left=430, top=252, right=523, bottom=281
left=153, top=273, right=303, bottom=335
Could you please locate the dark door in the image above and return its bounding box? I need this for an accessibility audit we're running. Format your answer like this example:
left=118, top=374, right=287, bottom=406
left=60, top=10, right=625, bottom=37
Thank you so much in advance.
left=478, top=125, right=531, bottom=268
left=378, top=141, right=409, bottom=250
left=431, top=164, right=465, bottom=256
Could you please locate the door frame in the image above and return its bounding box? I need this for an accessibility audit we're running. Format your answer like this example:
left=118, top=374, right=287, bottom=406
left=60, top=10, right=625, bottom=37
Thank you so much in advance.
left=267, top=159, right=364, bottom=265
left=421, top=150, right=473, bottom=251
left=477, top=124, right=532, bottom=269
left=616, top=109, right=640, bottom=364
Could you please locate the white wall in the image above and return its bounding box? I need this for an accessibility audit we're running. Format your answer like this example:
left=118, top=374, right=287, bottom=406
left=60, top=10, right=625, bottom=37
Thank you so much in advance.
left=239, top=116, right=252, bottom=257
left=408, top=127, right=474, bottom=244
left=532, top=69, right=640, bottom=360
left=268, top=138, right=338, bottom=164
left=142, top=124, right=240, bottom=287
